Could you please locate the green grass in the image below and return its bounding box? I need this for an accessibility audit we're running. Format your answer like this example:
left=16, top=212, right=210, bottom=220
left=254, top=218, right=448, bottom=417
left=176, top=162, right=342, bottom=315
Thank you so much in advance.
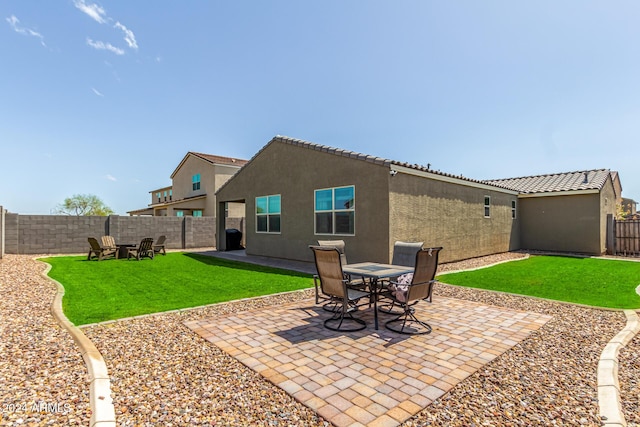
left=41, top=253, right=313, bottom=325
left=436, top=255, right=640, bottom=309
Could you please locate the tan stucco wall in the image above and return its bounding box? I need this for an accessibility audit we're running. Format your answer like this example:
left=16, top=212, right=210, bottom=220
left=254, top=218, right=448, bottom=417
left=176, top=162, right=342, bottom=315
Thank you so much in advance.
left=171, top=156, right=242, bottom=216
left=216, top=141, right=391, bottom=263
left=599, top=176, right=617, bottom=253
left=172, top=156, right=209, bottom=203
left=519, top=192, right=603, bottom=254
left=389, top=172, right=519, bottom=263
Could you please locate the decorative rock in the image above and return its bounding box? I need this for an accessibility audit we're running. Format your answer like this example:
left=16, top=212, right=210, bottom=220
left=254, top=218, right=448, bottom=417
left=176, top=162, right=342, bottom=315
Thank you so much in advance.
left=1, top=252, right=638, bottom=426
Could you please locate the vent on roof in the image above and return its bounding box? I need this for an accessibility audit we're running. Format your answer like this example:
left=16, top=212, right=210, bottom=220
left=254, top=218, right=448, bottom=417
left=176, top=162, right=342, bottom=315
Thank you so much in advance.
left=583, top=172, right=589, bottom=183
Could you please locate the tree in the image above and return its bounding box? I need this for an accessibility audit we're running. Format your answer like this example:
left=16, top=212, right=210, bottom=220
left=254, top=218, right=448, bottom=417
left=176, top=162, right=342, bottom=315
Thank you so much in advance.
left=55, top=194, right=115, bottom=216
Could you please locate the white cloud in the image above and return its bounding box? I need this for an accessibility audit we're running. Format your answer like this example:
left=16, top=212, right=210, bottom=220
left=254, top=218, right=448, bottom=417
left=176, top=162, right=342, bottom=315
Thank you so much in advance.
left=91, top=87, right=104, bottom=96
left=73, top=0, right=107, bottom=24
left=86, top=38, right=124, bottom=55
left=114, top=22, right=138, bottom=50
left=105, top=174, right=117, bottom=181
left=6, top=15, right=46, bottom=47
left=74, top=2, right=140, bottom=55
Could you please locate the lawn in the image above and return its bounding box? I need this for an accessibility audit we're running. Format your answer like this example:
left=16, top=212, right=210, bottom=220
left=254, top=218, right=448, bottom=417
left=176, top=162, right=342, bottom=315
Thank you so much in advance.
left=436, top=255, right=640, bottom=309
left=42, top=253, right=313, bottom=325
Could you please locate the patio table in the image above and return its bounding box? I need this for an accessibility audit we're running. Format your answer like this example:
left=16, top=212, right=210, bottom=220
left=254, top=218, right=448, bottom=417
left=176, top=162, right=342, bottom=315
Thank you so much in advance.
left=342, top=262, right=414, bottom=330
left=117, top=244, right=136, bottom=259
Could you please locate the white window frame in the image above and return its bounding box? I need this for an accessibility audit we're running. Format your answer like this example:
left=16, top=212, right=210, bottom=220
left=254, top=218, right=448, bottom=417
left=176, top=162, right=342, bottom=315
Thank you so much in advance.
left=256, top=194, right=281, bottom=234
left=511, top=200, right=517, bottom=219
left=484, top=196, right=491, bottom=218
left=314, top=185, right=355, bottom=236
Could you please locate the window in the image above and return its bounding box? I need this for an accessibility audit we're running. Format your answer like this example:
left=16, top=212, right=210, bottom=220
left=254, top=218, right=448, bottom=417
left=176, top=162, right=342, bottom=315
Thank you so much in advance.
left=192, top=174, right=201, bottom=191
left=176, top=210, right=183, bottom=217
left=511, top=200, right=517, bottom=219
left=315, top=186, right=355, bottom=235
left=169, top=189, right=172, bottom=201
left=193, top=210, right=202, bottom=217
left=163, top=190, right=168, bottom=201
left=256, top=195, right=281, bottom=233
left=484, top=196, right=491, bottom=218
left=156, top=192, right=161, bottom=203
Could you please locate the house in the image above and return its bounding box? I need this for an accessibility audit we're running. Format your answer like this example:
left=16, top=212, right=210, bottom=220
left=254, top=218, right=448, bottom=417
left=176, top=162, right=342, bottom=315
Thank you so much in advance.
left=215, top=136, right=522, bottom=264
left=215, top=136, right=620, bottom=264
left=128, top=152, right=248, bottom=217
left=488, top=169, right=618, bottom=255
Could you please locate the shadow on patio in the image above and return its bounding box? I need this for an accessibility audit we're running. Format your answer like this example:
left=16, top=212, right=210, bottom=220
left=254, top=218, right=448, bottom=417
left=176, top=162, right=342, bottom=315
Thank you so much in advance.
left=185, top=295, right=551, bottom=427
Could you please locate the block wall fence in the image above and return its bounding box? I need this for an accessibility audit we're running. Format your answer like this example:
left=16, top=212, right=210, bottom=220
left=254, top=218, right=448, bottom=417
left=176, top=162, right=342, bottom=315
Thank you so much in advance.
left=0, top=208, right=244, bottom=256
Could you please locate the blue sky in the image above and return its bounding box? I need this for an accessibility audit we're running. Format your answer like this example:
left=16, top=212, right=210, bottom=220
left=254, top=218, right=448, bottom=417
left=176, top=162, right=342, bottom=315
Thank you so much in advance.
left=2, top=1, right=639, bottom=215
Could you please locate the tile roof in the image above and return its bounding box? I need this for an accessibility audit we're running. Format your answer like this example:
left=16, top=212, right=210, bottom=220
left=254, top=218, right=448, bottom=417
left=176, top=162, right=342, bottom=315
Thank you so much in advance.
left=217, top=135, right=614, bottom=197
left=269, top=135, right=497, bottom=187
left=485, top=169, right=611, bottom=194
left=171, top=151, right=248, bottom=179
left=190, top=152, right=248, bottom=167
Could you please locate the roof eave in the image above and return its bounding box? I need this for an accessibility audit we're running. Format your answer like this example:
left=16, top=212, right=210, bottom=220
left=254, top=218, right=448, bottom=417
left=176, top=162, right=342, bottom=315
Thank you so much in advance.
left=518, top=189, right=600, bottom=198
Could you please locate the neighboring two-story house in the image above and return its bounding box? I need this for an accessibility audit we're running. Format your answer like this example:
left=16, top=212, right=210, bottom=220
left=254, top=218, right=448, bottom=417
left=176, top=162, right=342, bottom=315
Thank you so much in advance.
left=128, top=152, right=248, bottom=217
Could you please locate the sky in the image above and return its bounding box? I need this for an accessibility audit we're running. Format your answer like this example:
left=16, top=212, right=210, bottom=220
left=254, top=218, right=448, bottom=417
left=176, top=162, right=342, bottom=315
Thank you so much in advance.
left=1, top=1, right=639, bottom=215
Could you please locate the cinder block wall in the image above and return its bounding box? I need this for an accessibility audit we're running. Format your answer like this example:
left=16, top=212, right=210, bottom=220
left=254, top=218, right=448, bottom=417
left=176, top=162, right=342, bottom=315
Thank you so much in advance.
left=2, top=214, right=225, bottom=255
left=109, top=216, right=185, bottom=248
left=0, top=207, right=5, bottom=258
left=16, top=215, right=107, bottom=254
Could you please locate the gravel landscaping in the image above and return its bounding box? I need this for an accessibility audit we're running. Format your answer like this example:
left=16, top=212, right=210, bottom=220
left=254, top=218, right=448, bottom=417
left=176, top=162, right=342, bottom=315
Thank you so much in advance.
left=0, top=252, right=638, bottom=426
left=0, top=255, right=91, bottom=426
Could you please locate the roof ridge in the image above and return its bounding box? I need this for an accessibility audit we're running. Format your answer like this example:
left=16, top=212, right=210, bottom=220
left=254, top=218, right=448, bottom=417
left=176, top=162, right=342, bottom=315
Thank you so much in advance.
left=488, top=168, right=609, bottom=182
left=485, top=168, right=611, bottom=194
left=189, top=151, right=248, bottom=164
left=274, top=135, right=496, bottom=187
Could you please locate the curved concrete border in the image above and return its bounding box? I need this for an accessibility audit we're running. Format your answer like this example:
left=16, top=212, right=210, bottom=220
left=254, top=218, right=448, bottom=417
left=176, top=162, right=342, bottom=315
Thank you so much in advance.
left=40, top=261, right=116, bottom=427
left=598, top=309, right=640, bottom=427
left=438, top=253, right=530, bottom=275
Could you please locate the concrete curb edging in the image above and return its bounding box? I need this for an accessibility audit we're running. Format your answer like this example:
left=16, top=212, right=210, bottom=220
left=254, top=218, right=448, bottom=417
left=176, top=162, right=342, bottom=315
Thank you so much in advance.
left=598, top=309, right=640, bottom=427
left=41, top=262, right=116, bottom=427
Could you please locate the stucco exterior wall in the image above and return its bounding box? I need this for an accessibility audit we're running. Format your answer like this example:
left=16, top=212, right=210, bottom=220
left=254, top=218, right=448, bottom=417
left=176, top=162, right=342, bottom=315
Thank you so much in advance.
left=172, top=156, right=209, bottom=204
left=216, top=140, right=391, bottom=263
left=166, top=157, right=243, bottom=217
left=599, top=176, right=617, bottom=254
left=389, top=171, right=519, bottom=263
left=519, top=192, right=602, bottom=254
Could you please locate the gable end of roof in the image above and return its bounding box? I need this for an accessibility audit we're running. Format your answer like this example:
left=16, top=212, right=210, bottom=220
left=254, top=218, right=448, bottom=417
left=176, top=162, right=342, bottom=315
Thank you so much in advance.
left=485, top=169, right=611, bottom=194
left=171, top=152, right=248, bottom=178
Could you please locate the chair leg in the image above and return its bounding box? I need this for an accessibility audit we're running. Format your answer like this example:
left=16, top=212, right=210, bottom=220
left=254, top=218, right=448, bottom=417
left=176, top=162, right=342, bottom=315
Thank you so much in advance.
left=385, top=306, right=432, bottom=335
left=324, top=303, right=366, bottom=332
left=314, top=275, right=320, bottom=304
left=378, top=300, right=404, bottom=315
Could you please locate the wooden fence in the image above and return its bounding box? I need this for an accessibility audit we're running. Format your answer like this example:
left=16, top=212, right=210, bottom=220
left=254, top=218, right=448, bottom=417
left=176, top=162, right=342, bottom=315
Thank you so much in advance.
left=614, top=219, right=640, bottom=257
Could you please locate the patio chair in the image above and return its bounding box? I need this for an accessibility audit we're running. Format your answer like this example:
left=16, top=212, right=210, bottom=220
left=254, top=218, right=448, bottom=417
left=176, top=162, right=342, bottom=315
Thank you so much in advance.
left=316, top=240, right=348, bottom=265
left=383, top=246, right=442, bottom=335
left=126, top=237, right=155, bottom=260
left=314, top=240, right=366, bottom=311
left=379, top=241, right=424, bottom=314
left=310, top=245, right=370, bottom=332
left=101, top=235, right=117, bottom=252
left=87, top=237, right=118, bottom=261
left=153, top=235, right=167, bottom=256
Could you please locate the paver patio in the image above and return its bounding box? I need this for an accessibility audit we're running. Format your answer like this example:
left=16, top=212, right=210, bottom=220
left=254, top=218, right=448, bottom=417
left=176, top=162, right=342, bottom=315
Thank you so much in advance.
left=185, top=296, right=552, bottom=427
